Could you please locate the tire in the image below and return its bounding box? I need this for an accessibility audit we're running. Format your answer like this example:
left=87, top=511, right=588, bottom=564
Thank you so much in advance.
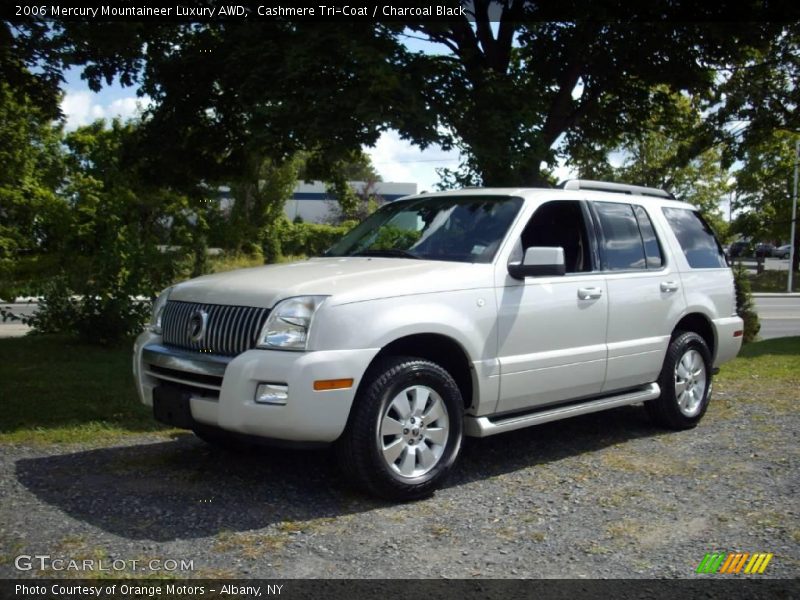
left=646, top=331, right=713, bottom=430
left=335, top=356, right=464, bottom=501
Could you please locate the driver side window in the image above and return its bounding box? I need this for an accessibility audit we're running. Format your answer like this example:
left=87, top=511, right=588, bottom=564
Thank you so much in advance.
left=514, top=200, right=594, bottom=273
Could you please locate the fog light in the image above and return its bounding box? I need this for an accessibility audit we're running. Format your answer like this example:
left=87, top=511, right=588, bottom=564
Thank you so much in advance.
left=255, top=383, right=289, bottom=405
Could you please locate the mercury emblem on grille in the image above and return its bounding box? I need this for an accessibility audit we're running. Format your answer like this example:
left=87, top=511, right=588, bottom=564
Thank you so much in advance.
left=187, top=309, right=208, bottom=342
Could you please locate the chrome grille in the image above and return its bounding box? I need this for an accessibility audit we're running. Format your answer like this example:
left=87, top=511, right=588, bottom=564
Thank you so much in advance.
left=161, top=301, right=269, bottom=357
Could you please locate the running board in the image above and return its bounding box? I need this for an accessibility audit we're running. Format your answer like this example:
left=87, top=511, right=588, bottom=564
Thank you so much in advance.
left=464, top=383, right=661, bottom=438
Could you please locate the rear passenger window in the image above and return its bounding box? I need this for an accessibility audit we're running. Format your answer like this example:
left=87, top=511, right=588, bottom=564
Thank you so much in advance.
left=662, top=208, right=726, bottom=268
left=593, top=202, right=647, bottom=270
left=633, top=205, right=663, bottom=268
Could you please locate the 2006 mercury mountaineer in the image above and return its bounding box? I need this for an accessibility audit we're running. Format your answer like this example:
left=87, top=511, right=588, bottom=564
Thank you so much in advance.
left=134, top=179, right=743, bottom=500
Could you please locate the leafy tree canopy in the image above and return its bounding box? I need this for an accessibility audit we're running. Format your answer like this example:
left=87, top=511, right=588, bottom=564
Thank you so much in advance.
left=570, top=91, right=732, bottom=235
left=0, top=79, right=68, bottom=292
left=732, top=131, right=799, bottom=252
left=23, top=2, right=791, bottom=188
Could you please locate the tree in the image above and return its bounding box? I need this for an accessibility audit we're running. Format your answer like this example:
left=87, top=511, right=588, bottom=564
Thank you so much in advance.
left=228, top=154, right=302, bottom=261
left=0, top=80, right=68, bottom=300
left=710, top=24, right=800, bottom=167
left=46, top=4, right=788, bottom=190
left=405, top=4, right=783, bottom=185
left=32, top=119, right=207, bottom=343
left=52, top=21, right=405, bottom=190
left=732, top=130, right=800, bottom=272
left=570, top=92, right=731, bottom=236
left=1, top=21, right=66, bottom=119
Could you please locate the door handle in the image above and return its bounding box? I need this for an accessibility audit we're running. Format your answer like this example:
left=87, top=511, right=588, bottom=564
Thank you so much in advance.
left=660, top=281, right=680, bottom=293
left=578, top=287, right=603, bottom=300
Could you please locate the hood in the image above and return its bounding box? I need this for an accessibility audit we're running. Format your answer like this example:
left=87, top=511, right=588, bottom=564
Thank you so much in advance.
left=170, top=257, right=495, bottom=308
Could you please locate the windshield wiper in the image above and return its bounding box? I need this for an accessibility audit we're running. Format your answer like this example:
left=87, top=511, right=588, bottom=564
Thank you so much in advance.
left=353, top=249, right=421, bottom=259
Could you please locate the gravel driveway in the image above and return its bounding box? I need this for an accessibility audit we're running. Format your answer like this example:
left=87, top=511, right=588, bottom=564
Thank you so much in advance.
left=1, top=379, right=798, bottom=580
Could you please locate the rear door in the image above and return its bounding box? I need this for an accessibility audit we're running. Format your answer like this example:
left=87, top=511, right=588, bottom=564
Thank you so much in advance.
left=591, top=201, right=686, bottom=392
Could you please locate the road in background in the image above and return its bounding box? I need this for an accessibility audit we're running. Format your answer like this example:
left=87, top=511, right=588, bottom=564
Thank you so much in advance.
left=754, top=295, right=800, bottom=340
left=733, top=257, right=790, bottom=272
left=0, top=302, right=35, bottom=338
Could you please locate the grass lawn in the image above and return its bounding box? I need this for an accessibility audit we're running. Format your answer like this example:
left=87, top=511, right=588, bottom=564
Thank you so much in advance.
left=0, top=335, right=169, bottom=444
left=1, top=334, right=798, bottom=445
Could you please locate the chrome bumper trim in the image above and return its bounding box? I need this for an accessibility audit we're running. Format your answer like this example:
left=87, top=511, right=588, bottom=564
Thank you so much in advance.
left=142, top=343, right=231, bottom=378
left=142, top=369, right=222, bottom=392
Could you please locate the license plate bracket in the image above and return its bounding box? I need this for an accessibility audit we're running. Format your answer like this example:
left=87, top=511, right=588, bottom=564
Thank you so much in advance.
left=153, top=386, right=195, bottom=429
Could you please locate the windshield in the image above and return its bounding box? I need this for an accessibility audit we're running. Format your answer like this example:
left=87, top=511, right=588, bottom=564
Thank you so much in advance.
left=325, top=195, right=523, bottom=263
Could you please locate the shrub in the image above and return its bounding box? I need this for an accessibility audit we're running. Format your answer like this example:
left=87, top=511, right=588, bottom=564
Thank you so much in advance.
left=733, top=262, right=760, bottom=343
left=277, top=221, right=352, bottom=258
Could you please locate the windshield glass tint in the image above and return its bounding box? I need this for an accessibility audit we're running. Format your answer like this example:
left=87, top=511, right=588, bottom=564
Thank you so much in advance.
left=326, top=196, right=523, bottom=263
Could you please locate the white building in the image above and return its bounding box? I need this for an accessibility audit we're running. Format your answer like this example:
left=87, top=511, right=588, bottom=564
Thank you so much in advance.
left=284, top=181, right=417, bottom=223
left=217, top=181, right=417, bottom=224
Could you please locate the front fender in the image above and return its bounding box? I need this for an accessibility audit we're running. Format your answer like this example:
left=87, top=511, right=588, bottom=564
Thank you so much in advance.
left=312, top=290, right=496, bottom=360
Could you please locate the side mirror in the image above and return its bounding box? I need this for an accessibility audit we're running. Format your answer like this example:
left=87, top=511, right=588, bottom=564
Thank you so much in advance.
left=508, top=246, right=566, bottom=279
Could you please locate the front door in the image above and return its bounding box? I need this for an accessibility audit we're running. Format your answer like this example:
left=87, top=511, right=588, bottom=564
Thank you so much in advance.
left=494, top=200, right=608, bottom=414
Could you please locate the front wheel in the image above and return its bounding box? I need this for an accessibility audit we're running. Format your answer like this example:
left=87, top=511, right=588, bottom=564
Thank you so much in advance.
left=335, top=356, right=464, bottom=501
left=647, top=331, right=713, bottom=430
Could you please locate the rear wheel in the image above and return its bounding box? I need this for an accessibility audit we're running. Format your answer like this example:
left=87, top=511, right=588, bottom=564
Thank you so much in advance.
left=647, top=331, right=713, bottom=430
left=336, top=356, right=464, bottom=501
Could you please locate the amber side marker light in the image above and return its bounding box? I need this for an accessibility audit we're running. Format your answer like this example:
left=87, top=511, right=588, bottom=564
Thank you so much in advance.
left=313, top=378, right=354, bottom=391
left=733, top=330, right=743, bottom=337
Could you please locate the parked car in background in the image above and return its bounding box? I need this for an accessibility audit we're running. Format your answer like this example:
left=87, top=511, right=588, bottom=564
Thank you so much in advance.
left=774, top=244, right=791, bottom=259
left=755, top=243, right=776, bottom=258
left=727, top=240, right=752, bottom=259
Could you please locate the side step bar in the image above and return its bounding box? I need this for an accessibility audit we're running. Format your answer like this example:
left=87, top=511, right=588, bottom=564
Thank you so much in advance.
left=464, top=383, right=660, bottom=438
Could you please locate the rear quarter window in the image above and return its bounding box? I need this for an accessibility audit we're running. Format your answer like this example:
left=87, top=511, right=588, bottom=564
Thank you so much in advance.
left=662, top=207, right=726, bottom=268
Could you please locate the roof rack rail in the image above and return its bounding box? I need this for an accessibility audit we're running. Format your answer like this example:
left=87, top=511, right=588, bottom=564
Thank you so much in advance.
left=557, top=179, right=675, bottom=200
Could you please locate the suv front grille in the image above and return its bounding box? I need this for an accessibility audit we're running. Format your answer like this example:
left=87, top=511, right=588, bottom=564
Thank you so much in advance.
left=161, top=300, right=270, bottom=357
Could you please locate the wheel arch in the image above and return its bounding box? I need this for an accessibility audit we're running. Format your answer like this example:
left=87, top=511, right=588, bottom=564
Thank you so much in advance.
left=673, top=312, right=716, bottom=360
left=359, top=333, right=476, bottom=411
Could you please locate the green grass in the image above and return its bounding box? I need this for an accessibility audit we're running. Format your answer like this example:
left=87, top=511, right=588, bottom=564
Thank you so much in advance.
left=0, top=335, right=797, bottom=446
left=0, top=334, right=171, bottom=444
left=714, top=336, right=800, bottom=417
left=748, top=270, right=800, bottom=293
left=717, top=336, right=800, bottom=381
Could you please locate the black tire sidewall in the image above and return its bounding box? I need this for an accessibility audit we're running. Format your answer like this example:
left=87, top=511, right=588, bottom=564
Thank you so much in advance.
left=658, top=332, right=713, bottom=428
left=368, top=361, right=463, bottom=488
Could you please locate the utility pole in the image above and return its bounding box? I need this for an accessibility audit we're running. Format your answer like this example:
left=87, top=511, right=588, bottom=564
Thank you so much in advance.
left=728, top=190, right=733, bottom=223
left=789, top=138, right=799, bottom=293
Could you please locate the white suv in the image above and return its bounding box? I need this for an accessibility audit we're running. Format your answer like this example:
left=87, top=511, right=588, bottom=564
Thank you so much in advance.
left=133, top=180, right=743, bottom=500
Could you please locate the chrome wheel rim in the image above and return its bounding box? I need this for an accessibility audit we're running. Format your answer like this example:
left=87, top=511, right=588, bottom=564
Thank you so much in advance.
left=675, top=349, right=707, bottom=417
left=378, top=385, right=450, bottom=478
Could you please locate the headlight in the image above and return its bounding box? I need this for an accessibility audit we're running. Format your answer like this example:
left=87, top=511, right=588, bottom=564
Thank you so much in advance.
left=257, top=296, right=328, bottom=351
left=148, top=287, right=173, bottom=334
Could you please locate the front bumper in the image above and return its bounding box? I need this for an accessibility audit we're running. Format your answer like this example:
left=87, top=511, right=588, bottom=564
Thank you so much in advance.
left=133, top=331, right=380, bottom=443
